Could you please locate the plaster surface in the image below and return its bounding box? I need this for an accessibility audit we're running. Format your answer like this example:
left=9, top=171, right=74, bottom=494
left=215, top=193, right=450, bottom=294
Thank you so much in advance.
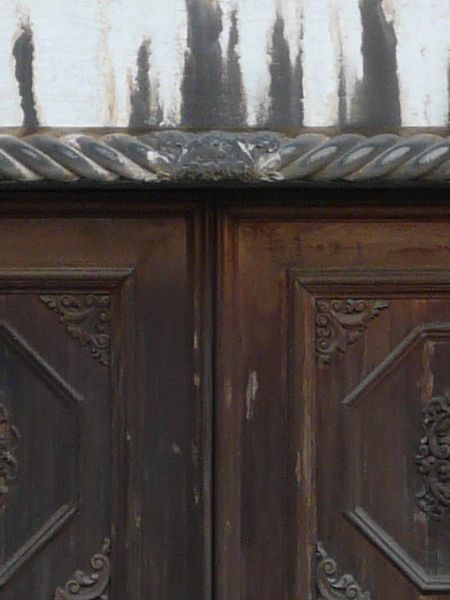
left=0, top=0, right=448, bottom=130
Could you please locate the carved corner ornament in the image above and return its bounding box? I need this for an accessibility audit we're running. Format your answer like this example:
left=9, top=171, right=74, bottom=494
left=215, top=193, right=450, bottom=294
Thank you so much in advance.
left=0, top=401, right=20, bottom=507
left=315, top=299, right=389, bottom=366
left=415, top=390, right=450, bottom=520
left=54, top=538, right=111, bottom=600
left=316, top=542, right=371, bottom=600
left=40, top=294, right=111, bottom=367
left=0, top=131, right=448, bottom=183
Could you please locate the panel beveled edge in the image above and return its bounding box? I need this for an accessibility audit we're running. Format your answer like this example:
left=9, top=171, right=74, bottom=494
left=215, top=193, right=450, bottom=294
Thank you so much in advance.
left=346, top=508, right=450, bottom=593
left=0, top=505, right=77, bottom=587
left=0, top=322, right=81, bottom=587
left=291, top=268, right=450, bottom=295
left=291, top=268, right=450, bottom=594
left=0, top=267, right=134, bottom=291
left=342, top=323, right=450, bottom=406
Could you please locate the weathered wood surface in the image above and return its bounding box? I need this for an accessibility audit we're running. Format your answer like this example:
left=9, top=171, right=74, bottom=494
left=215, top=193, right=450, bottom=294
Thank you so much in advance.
left=217, top=196, right=450, bottom=600
left=0, top=196, right=211, bottom=600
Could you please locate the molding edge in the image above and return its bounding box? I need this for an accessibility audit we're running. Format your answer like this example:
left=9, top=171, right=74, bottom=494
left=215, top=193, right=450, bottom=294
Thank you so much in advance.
left=0, top=131, right=447, bottom=183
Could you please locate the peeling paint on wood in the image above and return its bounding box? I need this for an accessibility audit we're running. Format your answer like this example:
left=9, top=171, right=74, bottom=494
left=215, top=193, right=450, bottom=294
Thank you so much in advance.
left=245, top=371, right=259, bottom=421
left=0, top=0, right=448, bottom=129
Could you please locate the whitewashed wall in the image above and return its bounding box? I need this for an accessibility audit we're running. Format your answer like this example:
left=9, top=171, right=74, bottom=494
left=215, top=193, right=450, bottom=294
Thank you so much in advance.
left=1, top=0, right=449, bottom=130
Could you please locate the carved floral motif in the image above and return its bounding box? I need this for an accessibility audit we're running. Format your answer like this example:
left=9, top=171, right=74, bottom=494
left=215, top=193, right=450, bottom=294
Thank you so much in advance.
left=415, top=391, right=450, bottom=520
left=316, top=542, right=371, bottom=600
left=54, top=538, right=111, bottom=600
left=0, top=401, right=20, bottom=506
left=315, top=299, right=389, bottom=365
left=40, top=294, right=111, bottom=367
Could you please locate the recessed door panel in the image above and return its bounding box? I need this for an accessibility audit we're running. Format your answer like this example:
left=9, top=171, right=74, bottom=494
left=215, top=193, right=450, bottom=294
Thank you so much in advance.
left=0, top=209, right=209, bottom=600
left=217, top=207, right=450, bottom=600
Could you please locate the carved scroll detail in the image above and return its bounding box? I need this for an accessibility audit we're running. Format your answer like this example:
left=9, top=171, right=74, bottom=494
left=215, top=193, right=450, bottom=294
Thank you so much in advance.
left=40, top=294, right=111, bottom=367
left=0, top=401, right=20, bottom=506
left=315, top=299, right=389, bottom=365
left=54, top=538, right=111, bottom=600
left=415, top=390, right=450, bottom=520
left=316, top=542, right=371, bottom=600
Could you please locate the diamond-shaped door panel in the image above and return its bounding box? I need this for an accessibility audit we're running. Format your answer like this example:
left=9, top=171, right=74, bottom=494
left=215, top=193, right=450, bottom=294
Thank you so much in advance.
left=0, top=322, right=80, bottom=586
left=344, top=323, right=450, bottom=593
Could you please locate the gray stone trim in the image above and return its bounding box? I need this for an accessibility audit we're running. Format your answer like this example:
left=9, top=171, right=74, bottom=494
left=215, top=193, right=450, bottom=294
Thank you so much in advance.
left=0, top=131, right=448, bottom=183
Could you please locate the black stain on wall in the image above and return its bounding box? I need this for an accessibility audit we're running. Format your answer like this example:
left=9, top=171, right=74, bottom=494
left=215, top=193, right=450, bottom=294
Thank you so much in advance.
left=182, top=0, right=223, bottom=128
left=13, top=22, right=39, bottom=131
left=129, top=39, right=161, bottom=129
left=221, top=10, right=244, bottom=127
left=268, top=15, right=302, bottom=129
left=448, top=62, right=450, bottom=125
left=338, top=64, right=347, bottom=126
left=356, top=0, right=401, bottom=128
left=268, top=16, right=292, bottom=128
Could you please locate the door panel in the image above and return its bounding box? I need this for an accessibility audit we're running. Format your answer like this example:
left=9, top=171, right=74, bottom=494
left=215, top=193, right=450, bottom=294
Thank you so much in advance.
left=0, top=210, right=210, bottom=600
left=217, top=207, right=450, bottom=600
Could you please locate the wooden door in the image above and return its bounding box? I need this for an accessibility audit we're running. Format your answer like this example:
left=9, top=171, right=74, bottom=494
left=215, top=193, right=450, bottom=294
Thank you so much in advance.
left=217, top=195, right=450, bottom=600
left=0, top=194, right=211, bottom=600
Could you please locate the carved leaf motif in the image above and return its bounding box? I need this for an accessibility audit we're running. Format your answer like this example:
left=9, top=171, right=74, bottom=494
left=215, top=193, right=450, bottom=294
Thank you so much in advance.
left=54, top=538, right=111, bottom=600
left=316, top=542, right=371, bottom=600
left=315, top=299, right=389, bottom=365
left=415, top=390, right=450, bottom=520
left=39, top=294, right=111, bottom=367
left=0, top=400, right=20, bottom=506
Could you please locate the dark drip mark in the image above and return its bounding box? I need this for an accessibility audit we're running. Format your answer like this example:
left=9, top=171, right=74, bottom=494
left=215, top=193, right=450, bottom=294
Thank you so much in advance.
left=338, top=62, right=347, bottom=126
left=182, top=0, right=223, bottom=128
left=221, top=10, right=244, bottom=127
left=448, top=62, right=450, bottom=125
left=13, top=22, right=39, bottom=132
left=269, top=16, right=292, bottom=128
left=129, top=39, right=159, bottom=129
left=268, top=15, right=302, bottom=129
left=356, top=0, right=401, bottom=128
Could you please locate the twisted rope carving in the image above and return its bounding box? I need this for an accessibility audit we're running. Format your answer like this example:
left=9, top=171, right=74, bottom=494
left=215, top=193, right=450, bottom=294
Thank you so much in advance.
left=0, top=131, right=448, bottom=183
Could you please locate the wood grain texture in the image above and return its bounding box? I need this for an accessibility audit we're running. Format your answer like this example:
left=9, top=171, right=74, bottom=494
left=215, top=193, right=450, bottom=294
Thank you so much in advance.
left=0, top=197, right=211, bottom=600
left=217, top=198, right=450, bottom=600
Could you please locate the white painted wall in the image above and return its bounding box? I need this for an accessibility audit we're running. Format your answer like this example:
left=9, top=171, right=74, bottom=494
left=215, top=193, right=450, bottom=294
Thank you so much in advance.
left=0, top=0, right=449, bottom=129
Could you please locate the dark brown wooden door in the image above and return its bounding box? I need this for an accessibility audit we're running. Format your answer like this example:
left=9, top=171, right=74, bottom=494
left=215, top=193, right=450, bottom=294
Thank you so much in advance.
left=0, top=197, right=210, bottom=600
left=216, top=200, right=450, bottom=600
left=4, top=191, right=450, bottom=600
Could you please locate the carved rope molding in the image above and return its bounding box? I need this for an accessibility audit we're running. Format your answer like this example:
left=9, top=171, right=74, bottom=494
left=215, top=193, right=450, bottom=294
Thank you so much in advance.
left=0, top=131, right=448, bottom=183
left=316, top=543, right=372, bottom=600
left=40, top=294, right=111, bottom=367
left=415, top=390, right=450, bottom=521
left=0, top=401, right=20, bottom=506
left=54, top=538, right=111, bottom=600
left=315, top=299, right=390, bottom=365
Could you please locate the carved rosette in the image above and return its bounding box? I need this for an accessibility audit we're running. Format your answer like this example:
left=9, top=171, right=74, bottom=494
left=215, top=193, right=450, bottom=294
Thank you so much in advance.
left=315, top=299, right=389, bottom=365
left=415, top=391, right=450, bottom=520
left=316, top=543, right=371, bottom=600
left=0, top=401, right=20, bottom=506
left=54, top=538, right=111, bottom=600
left=40, top=294, right=111, bottom=367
